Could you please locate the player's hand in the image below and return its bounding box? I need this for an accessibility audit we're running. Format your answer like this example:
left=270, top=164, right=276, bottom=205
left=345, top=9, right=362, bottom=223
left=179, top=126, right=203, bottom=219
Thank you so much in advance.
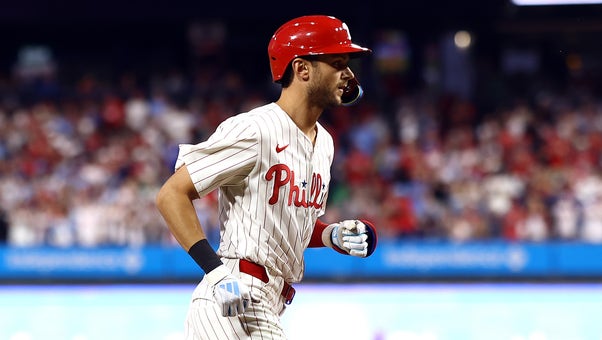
left=204, top=265, right=251, bottom=317
left=331, top=220, right=378, bottom=257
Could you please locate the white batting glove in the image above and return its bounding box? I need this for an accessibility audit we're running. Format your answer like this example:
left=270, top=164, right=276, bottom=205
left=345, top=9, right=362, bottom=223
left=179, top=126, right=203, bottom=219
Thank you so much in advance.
left=333, top=220, right=370, bottom=257
left=319, top=220, right=367, bottom=257
left=204, top=265, right=251, bottom=317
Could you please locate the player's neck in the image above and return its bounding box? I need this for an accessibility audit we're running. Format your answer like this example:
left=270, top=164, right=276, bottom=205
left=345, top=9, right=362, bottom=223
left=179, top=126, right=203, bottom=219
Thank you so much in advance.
left=275, top=100, right=320, bottom=141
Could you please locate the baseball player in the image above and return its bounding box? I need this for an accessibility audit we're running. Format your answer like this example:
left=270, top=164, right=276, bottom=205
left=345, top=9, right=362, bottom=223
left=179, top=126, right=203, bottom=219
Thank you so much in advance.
left=156, top=15, right=378, bottom=339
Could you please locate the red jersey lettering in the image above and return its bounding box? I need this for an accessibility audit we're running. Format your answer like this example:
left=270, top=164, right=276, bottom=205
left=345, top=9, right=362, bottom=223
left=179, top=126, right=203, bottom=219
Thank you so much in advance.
left=265, top=164, right=324, bottom=209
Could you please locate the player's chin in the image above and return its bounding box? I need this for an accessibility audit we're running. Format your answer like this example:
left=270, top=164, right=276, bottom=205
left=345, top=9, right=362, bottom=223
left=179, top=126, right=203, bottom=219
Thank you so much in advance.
left=334, top=97, right=342, bottom=107
left=329, top=97, right=342, bottom=109
left=333, top=91, right=344, bottom=106
left=319, top=91, right=342, bottom=109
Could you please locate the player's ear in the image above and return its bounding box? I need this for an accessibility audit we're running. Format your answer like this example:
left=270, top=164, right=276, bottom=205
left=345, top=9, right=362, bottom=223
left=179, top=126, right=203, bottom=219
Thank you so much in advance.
left=291, top=58, right=310, bottom=81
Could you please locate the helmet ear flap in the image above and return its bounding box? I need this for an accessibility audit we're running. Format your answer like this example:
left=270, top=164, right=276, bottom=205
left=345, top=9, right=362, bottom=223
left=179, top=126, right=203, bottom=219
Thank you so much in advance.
left=341, top=78, right=364, bottom=106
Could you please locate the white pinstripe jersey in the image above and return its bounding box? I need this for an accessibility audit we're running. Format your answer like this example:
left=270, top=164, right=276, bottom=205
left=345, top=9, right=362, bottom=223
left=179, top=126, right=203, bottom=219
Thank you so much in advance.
left=175, top=102, right=333, bottom=283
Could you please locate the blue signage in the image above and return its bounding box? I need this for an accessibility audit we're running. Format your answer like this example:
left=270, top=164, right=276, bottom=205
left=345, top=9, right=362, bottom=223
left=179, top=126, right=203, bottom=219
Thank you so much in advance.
left=0, top=242, right=601, bottom=281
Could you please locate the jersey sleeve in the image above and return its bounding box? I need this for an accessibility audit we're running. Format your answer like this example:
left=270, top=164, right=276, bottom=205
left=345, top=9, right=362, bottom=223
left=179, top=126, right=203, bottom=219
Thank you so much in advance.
left=175, top=116, right=258, bottom=197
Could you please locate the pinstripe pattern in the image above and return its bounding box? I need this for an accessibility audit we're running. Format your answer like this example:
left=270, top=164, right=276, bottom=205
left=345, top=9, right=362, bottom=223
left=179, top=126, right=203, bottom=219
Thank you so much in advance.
left=176, top=103, right=334, bottom=339
left=184, top=259, right=291, bottom=339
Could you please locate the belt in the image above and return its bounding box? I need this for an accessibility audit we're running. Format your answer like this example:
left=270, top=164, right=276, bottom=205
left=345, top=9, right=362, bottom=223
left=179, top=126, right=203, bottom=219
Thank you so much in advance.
left=239, top=259, right=295, bottom=305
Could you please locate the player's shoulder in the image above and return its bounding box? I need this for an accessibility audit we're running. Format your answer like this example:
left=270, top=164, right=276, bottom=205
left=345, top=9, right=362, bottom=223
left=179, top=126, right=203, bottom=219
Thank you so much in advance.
left=210, top=103, right=283, bottom=144
left=242, top=102, right=281, bottom=121
left=214, top=103, right=272, bottom=135
left=226, top=102, right=290, bottom=134
left=224, top=102, right=277, bottom=126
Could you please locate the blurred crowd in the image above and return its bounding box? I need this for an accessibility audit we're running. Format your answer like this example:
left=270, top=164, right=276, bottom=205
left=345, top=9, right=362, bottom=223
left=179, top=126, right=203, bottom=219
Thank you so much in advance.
left=330, top=90, right=602, bottom=243
left=1, top=37, right=602, bottom=248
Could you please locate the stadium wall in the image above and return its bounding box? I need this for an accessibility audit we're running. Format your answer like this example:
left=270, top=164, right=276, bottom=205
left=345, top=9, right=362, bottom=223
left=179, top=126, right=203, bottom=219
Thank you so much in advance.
left=1, top=242, right=602, bottom=282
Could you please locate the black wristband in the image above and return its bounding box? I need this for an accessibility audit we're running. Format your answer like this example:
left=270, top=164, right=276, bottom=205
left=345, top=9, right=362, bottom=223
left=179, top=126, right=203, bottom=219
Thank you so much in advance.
left=188, top=239, right=223, bottom=274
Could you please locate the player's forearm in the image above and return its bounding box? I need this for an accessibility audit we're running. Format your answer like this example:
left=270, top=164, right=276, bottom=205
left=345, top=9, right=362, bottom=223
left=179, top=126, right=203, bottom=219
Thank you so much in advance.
left=156, top=166, right=224, bottom=274
left=156, top=187, right=225, bottom=274
left=156, top=166, right=207, bottom=251
left=157, top=198, right=204, bottom=250
left=156, top=184, right=206, bottom=251
left=156, top=186, right=225, bottom=274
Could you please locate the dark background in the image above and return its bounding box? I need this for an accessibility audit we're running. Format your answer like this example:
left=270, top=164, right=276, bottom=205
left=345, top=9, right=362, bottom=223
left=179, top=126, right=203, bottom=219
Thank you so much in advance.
left=2, top=0, right=601, bottom=91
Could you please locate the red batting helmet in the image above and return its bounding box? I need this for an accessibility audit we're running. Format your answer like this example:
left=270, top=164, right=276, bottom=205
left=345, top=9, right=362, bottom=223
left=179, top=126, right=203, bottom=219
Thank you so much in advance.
left=268, top=15, right=372, bottom=82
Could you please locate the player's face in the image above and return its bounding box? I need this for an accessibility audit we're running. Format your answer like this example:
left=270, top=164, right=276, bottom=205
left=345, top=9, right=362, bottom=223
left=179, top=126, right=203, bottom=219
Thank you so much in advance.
left=306, top=54, right=354, bottom=109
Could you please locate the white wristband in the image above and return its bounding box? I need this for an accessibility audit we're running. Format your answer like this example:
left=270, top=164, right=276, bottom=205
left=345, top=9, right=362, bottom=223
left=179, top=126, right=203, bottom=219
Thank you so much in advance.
left=321, top=223, right=338, bottom=249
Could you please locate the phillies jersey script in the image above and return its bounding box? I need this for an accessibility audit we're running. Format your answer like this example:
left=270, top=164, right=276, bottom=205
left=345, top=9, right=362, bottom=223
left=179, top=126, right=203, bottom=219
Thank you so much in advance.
left=175, top=102, right=333, bottom=283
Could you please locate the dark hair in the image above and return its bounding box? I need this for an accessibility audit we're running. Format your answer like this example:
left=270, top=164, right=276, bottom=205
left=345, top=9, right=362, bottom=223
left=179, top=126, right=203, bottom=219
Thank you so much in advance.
left=279, top=65, right=294, bottom=88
